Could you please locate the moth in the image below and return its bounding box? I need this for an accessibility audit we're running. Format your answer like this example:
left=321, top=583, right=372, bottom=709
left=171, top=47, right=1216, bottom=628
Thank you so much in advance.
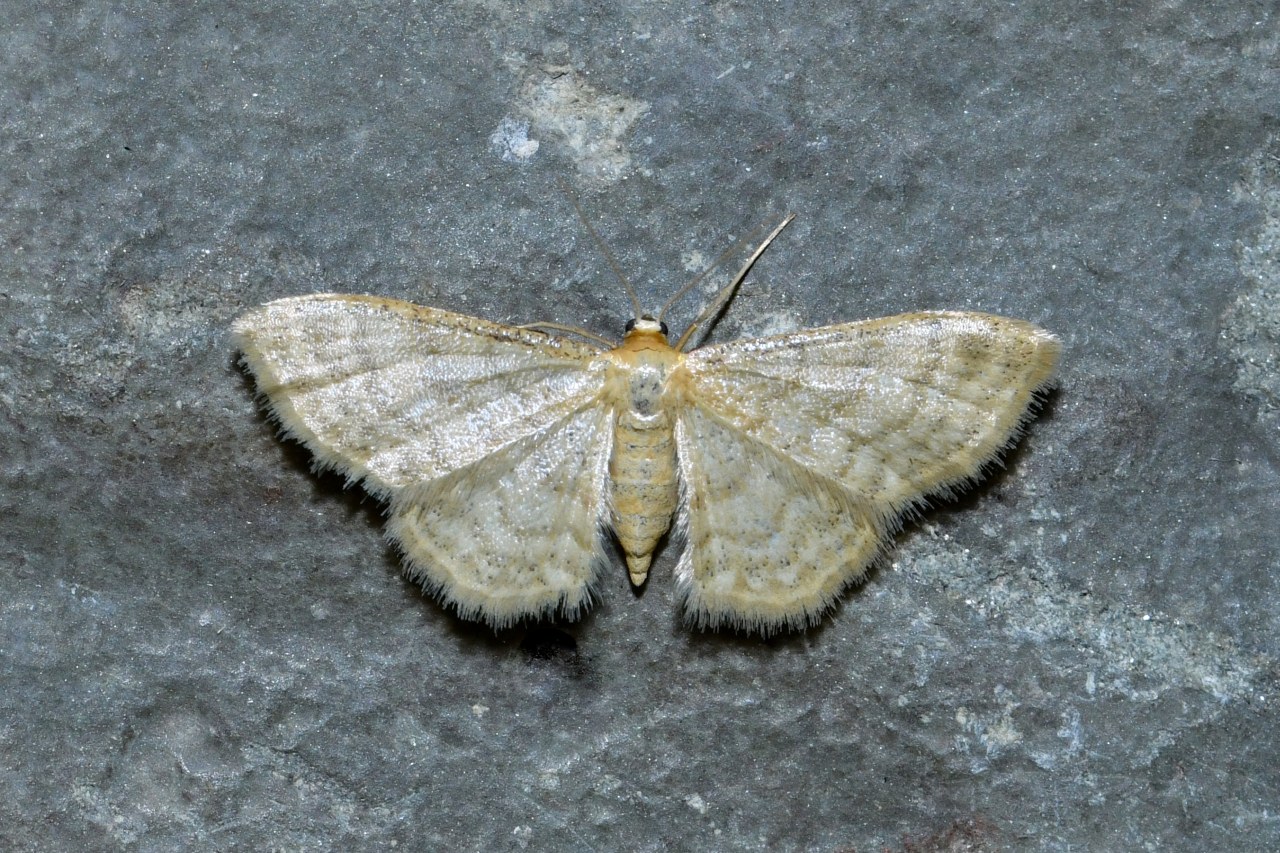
left=232, top=214, right=1060, bottom=633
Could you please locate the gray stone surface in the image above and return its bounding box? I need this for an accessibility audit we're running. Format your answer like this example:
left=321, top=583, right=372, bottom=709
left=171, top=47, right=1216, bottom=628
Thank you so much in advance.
left=2, top=1, right=1277, bottom=850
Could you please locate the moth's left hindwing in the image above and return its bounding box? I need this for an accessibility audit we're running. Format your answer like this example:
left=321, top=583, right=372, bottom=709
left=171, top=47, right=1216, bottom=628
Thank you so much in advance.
left=388, top=405, right=615, bottom=627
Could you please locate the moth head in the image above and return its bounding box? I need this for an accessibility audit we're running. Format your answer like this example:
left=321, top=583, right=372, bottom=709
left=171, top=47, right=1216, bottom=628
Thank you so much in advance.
left=625, top=315, right=669, bottom=338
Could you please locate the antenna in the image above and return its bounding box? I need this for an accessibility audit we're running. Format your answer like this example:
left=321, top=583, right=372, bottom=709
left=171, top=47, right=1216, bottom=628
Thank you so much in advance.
left=559, top=180, right=644, bottom=318
left=673, top=213, right=796, bottom=352
left=656, top=221, right=768, bottom=325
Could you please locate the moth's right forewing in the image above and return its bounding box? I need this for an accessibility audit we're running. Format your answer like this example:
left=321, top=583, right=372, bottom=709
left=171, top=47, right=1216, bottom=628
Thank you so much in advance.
left=681, top=312, right=1060, bottom=512
left=232, top=294, right=607, bottom=495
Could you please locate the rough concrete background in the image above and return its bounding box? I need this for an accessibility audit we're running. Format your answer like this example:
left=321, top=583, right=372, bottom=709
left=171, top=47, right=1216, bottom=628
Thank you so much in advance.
left=3, top=2, right=1277, bottom=850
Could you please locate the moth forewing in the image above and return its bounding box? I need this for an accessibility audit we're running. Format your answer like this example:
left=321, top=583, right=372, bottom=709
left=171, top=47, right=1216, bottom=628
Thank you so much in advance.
left=231, top=294, right=608, bottom=496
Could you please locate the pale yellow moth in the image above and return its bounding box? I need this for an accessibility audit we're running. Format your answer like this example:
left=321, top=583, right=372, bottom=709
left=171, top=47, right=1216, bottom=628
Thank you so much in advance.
left=232, top=214, right=1059, bottom=633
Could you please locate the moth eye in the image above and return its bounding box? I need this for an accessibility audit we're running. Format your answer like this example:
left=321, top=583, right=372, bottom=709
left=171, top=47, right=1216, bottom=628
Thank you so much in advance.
left=624, top=318, right=636, bottom=333
left=659, top=321, right=669, bottom=336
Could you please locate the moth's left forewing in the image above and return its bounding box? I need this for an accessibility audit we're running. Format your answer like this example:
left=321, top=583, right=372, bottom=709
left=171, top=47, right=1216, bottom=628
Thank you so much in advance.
left=232, top=294, right=607, bottom=495
left=672, top=311, right=1060, bottom=633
